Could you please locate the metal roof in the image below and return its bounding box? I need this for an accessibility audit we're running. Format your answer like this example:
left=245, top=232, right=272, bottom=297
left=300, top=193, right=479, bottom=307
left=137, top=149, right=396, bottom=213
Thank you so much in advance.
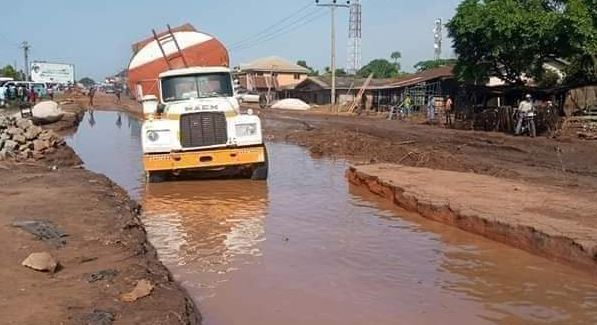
left=239, top=56, right=310, bottom=74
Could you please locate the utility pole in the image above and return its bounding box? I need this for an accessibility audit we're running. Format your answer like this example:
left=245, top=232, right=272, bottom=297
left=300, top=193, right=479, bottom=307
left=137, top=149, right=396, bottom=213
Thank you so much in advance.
left=316, top=0, right=350, bottom=107
left=21, top=41, right=31, bottom=81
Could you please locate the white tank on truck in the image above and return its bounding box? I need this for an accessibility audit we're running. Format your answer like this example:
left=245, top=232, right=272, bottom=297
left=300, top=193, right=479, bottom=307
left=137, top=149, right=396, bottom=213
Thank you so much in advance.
left=128, top=24, right=268, bottom=181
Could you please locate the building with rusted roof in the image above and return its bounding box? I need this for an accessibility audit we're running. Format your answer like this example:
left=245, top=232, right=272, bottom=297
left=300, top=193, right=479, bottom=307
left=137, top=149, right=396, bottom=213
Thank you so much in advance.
left=282, top=66, right=457, bottom=109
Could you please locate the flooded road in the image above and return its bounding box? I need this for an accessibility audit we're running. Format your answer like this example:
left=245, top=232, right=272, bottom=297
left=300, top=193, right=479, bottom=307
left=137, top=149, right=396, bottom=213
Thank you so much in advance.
left=67, top=111, right=597, bottom=325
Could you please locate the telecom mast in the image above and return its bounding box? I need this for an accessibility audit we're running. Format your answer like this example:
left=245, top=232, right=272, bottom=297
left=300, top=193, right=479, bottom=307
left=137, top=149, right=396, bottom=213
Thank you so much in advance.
left=433, top=18, right=442, bottom=60
left=347, top=0, right=362, bottom=74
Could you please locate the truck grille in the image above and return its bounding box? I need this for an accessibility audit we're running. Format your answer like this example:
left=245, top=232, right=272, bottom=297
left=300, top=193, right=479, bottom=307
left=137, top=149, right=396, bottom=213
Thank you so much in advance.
left=180, top=112, right=228, bottom=148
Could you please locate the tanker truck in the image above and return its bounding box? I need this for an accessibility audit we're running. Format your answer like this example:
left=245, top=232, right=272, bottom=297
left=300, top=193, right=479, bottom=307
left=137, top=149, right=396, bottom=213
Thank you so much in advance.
left=128, top=25, right=267, bottom=181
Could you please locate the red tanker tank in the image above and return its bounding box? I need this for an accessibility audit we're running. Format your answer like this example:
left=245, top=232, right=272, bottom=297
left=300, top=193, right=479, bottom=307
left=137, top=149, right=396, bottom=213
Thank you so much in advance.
left=127, top=24, right=229, bottom=100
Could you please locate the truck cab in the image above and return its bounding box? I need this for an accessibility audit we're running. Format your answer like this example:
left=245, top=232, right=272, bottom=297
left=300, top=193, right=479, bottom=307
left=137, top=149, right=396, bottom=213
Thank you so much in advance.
left=141, top=66, right=268, bottom=181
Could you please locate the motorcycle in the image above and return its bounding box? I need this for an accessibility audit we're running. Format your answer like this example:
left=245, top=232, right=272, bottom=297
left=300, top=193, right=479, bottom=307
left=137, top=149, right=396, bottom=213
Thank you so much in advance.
left=515, top=110, right=536, bottom=137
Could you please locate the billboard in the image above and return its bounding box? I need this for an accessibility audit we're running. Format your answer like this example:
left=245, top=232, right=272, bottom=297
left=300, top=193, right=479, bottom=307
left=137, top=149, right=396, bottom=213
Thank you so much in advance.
left=30, top=62, right=75, bottom=84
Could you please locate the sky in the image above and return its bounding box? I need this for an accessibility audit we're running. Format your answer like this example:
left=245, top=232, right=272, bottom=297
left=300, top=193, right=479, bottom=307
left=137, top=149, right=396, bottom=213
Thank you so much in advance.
left=0, top=0, right=462, bottom=81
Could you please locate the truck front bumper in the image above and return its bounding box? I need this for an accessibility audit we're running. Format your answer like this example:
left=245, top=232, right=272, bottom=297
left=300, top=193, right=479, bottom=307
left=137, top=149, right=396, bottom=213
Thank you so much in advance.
left=143, top=145, right=266, bottom=172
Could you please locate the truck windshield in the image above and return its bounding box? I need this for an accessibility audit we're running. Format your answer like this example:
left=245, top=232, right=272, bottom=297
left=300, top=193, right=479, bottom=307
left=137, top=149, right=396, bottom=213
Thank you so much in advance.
left=161, top=72, right=233, bottom=102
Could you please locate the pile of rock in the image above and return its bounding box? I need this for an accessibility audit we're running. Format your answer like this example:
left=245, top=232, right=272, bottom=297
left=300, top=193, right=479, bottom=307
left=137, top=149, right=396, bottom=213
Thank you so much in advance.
left=0, top=115, right=64, bottom=160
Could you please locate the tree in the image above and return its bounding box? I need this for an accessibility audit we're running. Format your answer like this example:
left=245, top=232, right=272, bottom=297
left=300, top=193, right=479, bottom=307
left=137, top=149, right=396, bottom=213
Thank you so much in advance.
left=390, top=51, right=402, bottom=71
left=79, top=77, right=95, bottom=87
left=296, top=60, right=319, bottom=76
left=357, top=59, right=399, bottom=78
left=447, top=0, right=596, bottom=86
left=322, top=67, right=348, bottom=76
left=559, top=0, right=597, bottom=84
left=414, top=59, right=458, bottom=72
left=0, top=65, right=18, bottom=79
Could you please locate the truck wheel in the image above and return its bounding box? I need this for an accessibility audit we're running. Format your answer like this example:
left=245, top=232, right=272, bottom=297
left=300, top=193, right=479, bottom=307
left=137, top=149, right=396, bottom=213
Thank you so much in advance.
left=251, top=147, right=269, bottom=181
left=147, top=171, right=165, bottom=183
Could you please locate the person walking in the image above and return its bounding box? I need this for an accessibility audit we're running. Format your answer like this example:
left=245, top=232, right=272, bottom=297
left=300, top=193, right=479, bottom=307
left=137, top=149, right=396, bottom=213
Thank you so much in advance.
left=47, top=85, right=54, bottom=101
left=445, top=95, right=453, bottom=126
left=16, top=85, right=25, bottom=102
left=115, top=86, right=122, bottom=104
left=427, top=95, right=436, bottom=124
left=0, top=83, right=6, bottom=108
left=403, top=94, right=413, bottom=117
left=88, top=86, right=96, bottom=106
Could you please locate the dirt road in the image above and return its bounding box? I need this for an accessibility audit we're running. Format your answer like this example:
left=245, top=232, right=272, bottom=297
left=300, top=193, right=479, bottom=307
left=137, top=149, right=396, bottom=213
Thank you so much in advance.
left=0, top=97, right=200, bottom=324
left=262, top=109, right=597, bottom=192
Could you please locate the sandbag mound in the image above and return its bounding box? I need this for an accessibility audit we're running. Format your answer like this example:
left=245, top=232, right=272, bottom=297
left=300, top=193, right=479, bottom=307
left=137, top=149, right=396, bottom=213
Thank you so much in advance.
left=32, top=101, right=64, bottom=124
left=271, top=98, right=311, bottom=111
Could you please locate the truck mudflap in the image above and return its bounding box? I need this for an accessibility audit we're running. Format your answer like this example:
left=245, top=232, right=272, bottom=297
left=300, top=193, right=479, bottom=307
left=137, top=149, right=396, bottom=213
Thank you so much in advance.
left=143, top=145, right=265, bottom=172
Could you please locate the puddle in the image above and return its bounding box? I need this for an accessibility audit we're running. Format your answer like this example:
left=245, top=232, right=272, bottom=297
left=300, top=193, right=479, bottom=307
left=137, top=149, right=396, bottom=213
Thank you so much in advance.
left=67, top=111, right=597, bottom=325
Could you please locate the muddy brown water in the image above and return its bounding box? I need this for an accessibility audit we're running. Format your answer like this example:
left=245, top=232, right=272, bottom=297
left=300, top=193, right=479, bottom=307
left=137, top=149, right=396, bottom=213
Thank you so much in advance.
left=66, top=111, right=597, bottom=325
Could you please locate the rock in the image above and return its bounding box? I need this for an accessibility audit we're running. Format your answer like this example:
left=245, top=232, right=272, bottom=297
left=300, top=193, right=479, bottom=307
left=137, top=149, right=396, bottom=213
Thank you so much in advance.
left=32, top=101, right=64, bottom=124
left=4, top=140, right=18, bottom=151
left=6, top=127, right=23, bottom=137
left=86, top=269, right=119, bottom=283
left=120, top=279, right=153, bottom=302
left=0, top=133, right=9, bottom=141
left=21, top=252, right=58, bottom=273
left=15, top=118, right=33, bottom=130
left=12, top=134, right=27, bottom=144
left=83, top=309, right=114, bottom=325
left=24, top=125, right=43, bottom=140
left=33, top=139, right=50, bottom=152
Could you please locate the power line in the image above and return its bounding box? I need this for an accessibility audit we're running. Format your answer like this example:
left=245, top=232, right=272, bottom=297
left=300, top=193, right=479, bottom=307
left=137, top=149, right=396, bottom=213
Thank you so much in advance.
left=231, top=10, right=327, bottom=52
left=229, top=0, right=314, bottom=48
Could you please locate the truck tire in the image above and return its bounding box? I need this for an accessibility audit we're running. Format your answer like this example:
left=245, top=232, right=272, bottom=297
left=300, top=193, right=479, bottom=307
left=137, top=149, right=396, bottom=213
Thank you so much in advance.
left=147, top=171, right=166, bottom=183
left=251, top=146, right=269, bottom=181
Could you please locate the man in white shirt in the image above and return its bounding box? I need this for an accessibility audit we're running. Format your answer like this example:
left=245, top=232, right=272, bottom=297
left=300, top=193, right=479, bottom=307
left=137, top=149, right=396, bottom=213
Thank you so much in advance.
left=515, top=94, right=533, bottom=135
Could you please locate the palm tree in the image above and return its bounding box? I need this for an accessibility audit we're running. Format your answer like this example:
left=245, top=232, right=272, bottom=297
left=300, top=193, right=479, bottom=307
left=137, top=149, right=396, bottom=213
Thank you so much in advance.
left=390, top=51, right=402, bottom=72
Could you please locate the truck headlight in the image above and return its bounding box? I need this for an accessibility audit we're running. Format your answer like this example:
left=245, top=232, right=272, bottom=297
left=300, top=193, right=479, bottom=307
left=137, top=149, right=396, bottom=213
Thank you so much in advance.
left=236, top=123, right=258, bottom=137
left=147, top=130, right=159, bottom=142
left=146, top=130, right=170, bottom=144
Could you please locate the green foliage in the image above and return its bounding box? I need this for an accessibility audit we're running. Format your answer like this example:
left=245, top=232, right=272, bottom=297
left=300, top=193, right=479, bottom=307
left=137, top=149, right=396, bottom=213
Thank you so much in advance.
left=79, top=77, right=95, bottom=87
left=297, top=60, right=319, bottom=76
left=537, top=69, right=561, bottom=88
left=357, top=59, right=399, bottom=78
left=390, top=51, right=402, bottom=71
left=0, top=65, right=19, bottom=79
left=414, top=59, right=458, bottom=72
left=447, top=0, right=597, bottom=86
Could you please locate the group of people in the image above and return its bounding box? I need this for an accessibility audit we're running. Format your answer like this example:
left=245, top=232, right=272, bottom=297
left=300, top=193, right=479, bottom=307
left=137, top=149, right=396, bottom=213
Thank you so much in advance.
left=397, top=94, right=453, bottom=125
left=0, top=83, right=54, bottom=108
left=87, top=86, right=122, bottom=107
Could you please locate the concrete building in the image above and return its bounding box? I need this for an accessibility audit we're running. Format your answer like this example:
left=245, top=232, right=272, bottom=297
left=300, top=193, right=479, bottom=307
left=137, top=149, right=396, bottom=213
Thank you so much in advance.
left=236, top=56, right=310, bottom=92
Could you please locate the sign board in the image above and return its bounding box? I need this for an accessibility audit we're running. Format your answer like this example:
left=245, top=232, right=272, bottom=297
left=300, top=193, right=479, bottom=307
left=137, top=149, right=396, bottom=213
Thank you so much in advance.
left=30, top=62, right=75, bottom=84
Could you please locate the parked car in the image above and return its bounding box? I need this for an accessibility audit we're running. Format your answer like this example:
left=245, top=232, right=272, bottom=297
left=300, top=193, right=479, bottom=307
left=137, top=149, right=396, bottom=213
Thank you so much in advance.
left=236, top=90, right=261, bottom=103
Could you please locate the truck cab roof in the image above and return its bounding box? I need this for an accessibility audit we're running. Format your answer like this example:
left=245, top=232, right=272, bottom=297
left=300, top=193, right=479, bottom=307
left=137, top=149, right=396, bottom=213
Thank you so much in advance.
left=159, top=66, right=231, bottom=78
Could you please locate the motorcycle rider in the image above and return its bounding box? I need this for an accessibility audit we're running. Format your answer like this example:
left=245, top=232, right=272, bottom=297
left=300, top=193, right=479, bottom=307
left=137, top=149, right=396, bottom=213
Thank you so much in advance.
left=515, top=94, right=534, bottom=135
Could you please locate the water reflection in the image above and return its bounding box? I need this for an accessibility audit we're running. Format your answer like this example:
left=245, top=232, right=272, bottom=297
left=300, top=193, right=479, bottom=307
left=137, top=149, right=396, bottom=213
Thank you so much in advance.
left=142, top=180, right=268, bottom=295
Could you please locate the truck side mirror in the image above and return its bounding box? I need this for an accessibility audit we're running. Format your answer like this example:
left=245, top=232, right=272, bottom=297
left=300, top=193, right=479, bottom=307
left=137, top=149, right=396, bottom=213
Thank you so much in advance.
left=141, top=95, right=158, bottom=115
left=157, top=103, right=166, bottom=114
